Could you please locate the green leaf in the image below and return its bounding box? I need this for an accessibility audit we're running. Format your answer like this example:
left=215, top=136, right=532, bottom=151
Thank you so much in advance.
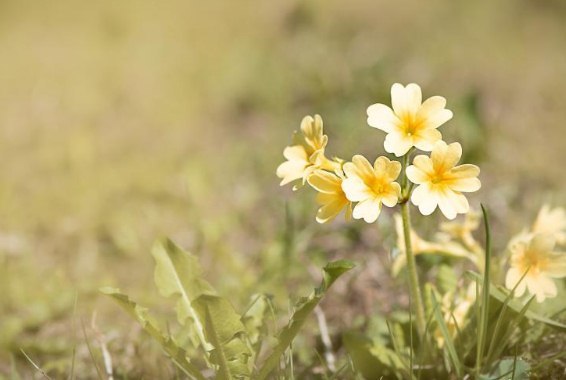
left=437, top=265, right=458, bottom=295
left=152, top=238, right=216, bottom=350
left=480, top=357, right=530, bottom=380
left=342, top=331, right=404, bottom=380
left=99, top=287, right=205, bottom=380
left=192, top=295, right=252, bottom=379
left=241, top=294, right=272, bottom=351
left=256, top=260, right=355, bottom=380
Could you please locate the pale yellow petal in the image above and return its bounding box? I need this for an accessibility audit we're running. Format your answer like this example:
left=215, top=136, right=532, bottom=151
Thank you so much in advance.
left=300, top=114, right=326, bottom=150
left=277, top=159, right=308, bottom=186
left=431, top=141, right=462, bottom=172
left=384, top=131, right=414, bottom=157
left=411, top=184, right=438, bottom=216
left=450, top=177, right=481, bottom=192
left=391, top=83, right=422, bottom=115
left=530, top=234, right=556, bottom=255
left=353, top=198, right=382, bottom=223
left=342, top=178, right=371, bottom=202
left=315, top=192, right=337, bottom=205
left=300, top=115, right=315, bottom=138
left=413, top=128, right=442, bottom=151
left=307, top=170, right=341, bottom=194
left=437, top=190, right=458, bottom=220
left=373, top=156, right=401, bottom=181
left=416, top=96, right=446, bottom=119
left=450, top=164, right=480, bottom=178
left=505, top=267, right=527, bottom=297
left=413, top=154, right=434, bottom=174
left=381, top=182, right=401, bottom=207
left=546, top=255, right=566, bottom=278
left=526, top=275, right=557, bottom=302
left=421, top=108, right=453, bottom=130
left=283, top=145, right=308, bottom=161
left=406, top=164, right=428, bottom=185
left=375, top=157, right=402, bottom=181
left=316, top=199, right=347, bottom=224
left=367, top=103, right=400, bottom=133
left=350, top=155, right=375, bottom=180
left=437, top=189, right=469, bottom=220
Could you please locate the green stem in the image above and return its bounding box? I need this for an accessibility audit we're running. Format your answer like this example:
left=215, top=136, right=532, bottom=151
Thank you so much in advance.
left=399, top=150, right=426, bottom=338
left=400, top=201, right=426, bottom=338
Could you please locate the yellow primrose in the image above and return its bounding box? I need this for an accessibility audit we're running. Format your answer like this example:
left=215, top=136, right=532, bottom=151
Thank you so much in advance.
left=532, top=205, right=566, bottom=245
left=367, top=83, right=453, bottom=157
left=406, top=141, right=481, bottom=220
left=392, top=214, right=477, bottom=276
left=341, top=155, right=401, bottom=223
left=307, top=170, right=352, bottom=224
left=276, top=115, right=338, bottom=189
left=505, top=234, right=566, bottom=302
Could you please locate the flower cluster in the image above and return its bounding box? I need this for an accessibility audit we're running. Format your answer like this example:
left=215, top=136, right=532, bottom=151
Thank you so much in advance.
left=505, top=205, right=566, bottom=302
left=276, top=83, right=481, bottom=223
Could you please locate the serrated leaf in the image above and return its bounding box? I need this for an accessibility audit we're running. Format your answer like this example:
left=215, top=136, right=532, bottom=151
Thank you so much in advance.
left=99, top=287, right=205, bottom=380
left=256, top=260, right=354, bottom=380
left=241, top=294, right=272, bottom=351
left=152, top=238, right=216, bottom=350
left=192, top=295, right=251, bottom=379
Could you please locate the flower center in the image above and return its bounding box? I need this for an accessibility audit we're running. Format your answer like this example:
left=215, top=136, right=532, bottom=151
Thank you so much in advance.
left=402, top=113, right=422, bottom=136
left=370, top=177, right=388, bottom=196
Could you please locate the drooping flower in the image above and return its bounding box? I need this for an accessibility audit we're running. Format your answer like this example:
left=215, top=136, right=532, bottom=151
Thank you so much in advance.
left=341, top=155, right=401, bottom=223
left=406, top=141, right=481, bottom=220
left=367, top=83, right=453, bottom=157
left=307, top=170, right=352, bottom=224
left=276, top=115, right=339, bottom=189
left=505, top=234, right=566, bottom=302
left=391, top=214, right=477, bottom=276
left=532, top=205, right=566, bottom=245
left=439, top=210, right=484, bottom=259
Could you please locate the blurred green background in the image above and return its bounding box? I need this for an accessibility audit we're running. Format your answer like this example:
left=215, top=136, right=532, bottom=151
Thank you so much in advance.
left=1, top=0, right=565, bottom=377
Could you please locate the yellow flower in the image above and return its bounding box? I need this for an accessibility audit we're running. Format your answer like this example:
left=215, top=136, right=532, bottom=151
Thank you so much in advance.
left=391, top=214, right=477, bottom=276
left=276, top=115, right=338, bottom=189
left=307, top=170, right=352, bottom=224
left=341, top=155, right=401, bottom=223
left=406, top=141, right=481, bottom=220
left=532, top=205, right=566, bottom=245
left=505, top=234, right=566, bottom=302
left=367, top=83, right=453, bottom=157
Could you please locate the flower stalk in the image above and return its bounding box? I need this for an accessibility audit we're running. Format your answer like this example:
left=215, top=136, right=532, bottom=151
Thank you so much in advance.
left=400, top=175, right=427, bottom=338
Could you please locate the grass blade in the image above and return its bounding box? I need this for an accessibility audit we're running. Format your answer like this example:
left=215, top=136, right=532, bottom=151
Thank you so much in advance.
left=475, top=204, right=491, bottom=375
left=431, top=293, right=463, bottom=378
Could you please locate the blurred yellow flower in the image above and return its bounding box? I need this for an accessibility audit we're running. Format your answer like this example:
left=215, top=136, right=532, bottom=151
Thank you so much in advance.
left=367, top=83, right=453, bottom=157
left=505, top=234, right=566, bottom=302
left=276, top=115, right=338, bottom=189
left=406, top=141, right=480, bottom=220
left=532, top=205, right=566, bottom=245
left=307, top=170, right=352, bottom=224
left=341, top=155, right=401, bottom=223
left=391, top=214, right=477, bottom=276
